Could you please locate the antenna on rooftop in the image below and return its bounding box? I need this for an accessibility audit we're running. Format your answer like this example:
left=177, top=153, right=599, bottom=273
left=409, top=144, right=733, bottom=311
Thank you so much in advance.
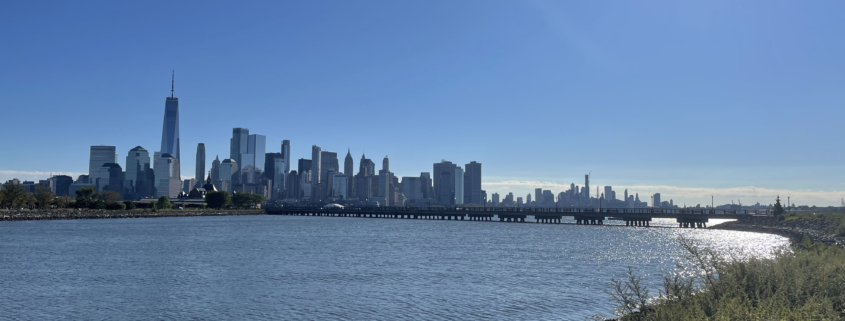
left=171, top=70, right=175, bottom=99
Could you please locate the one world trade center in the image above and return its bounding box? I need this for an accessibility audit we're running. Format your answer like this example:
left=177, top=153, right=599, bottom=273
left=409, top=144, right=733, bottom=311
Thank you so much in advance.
left=160, top=71, right=180, bottom=160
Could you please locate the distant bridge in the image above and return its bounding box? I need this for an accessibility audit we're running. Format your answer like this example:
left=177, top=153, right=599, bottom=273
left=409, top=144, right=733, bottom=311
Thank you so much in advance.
left=266, top=206, right=770, bottom=228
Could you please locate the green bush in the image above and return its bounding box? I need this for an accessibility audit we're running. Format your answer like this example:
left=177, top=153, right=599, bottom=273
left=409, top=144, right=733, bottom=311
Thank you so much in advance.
left=124, top=201, right=136, bottom=210
left=609, top=236, right=845, bottom=320
left=155, top=196, right=172, bottom=210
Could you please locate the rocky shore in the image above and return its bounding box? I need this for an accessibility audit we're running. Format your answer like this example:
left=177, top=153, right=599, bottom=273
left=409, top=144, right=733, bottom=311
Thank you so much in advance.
left=0, top=209, right=266, bottom=221
left=711, top=215, right=844, bottom=248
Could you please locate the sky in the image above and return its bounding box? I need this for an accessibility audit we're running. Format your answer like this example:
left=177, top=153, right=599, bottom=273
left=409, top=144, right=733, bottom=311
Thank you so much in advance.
left=1, top=1, right=844, bottom=206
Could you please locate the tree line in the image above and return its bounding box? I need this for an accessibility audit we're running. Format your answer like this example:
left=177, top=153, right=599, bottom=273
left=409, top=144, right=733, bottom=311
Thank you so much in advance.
left=0, top=183, right=264, bottom=210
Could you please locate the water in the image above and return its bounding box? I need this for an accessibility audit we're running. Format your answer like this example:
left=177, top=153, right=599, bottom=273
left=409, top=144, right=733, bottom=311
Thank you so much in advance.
left=0, top=215, right=787, bottom=320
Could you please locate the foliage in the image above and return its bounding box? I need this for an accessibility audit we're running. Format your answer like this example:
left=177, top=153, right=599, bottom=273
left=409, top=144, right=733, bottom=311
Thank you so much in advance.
left=1, top=183, right=28, bottom=208
left=609, top=235, right=845, bottom=320
left=782, top=212, right=845, bottom=237
left=75, top=187, right=99, bottom=209
left=123, top=201, right=136, bottom=210
left=99, top=190, right=121, bottom=203
left=773, top=195, right=785, bottom=217
left=205, top=191, right=231, bottom=209
left=35, top=185, right=55, bottom=209
left=231, top=192, right=264, bottom=209
left=55, top=196, right=73, bottom=208
left=155, top=196, right=173, bottom=210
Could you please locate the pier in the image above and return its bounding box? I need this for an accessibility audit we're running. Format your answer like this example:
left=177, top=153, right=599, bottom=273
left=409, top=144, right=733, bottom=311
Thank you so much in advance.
left=267, top=207, right=768, bottom=228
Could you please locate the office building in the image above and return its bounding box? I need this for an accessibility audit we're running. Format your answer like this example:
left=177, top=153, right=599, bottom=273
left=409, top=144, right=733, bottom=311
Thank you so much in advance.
left=285, top=170, right=300, bottom=199
left=344, top=149, right=354, bottom=199
left=219, top=159, right=237, bottom=193
left=195, top=143, right=205, bottom=188
left=160, top=74, right=181, bottom=161
left=281, top=140, right=291, bottom=174
left=433, top=160, right=458, bottom=206
left=454, top=166, right=464, bottom=204
left=492, top=193, right=500, bottom=205
left=401, top=176, right=423, bottom=204
left=125, top=146, right=154, bottom=199
left=332, top=172, right=348, bottom=200
left=464, top=161, right=482, bottom=205
left=535, top=188, right=543, bottom=206
left=154, top=153, right=180, bottom=198
left=653, top=193, right=661, bottom=208
left=183, top=179, right=197, bottom=194
left=605, top=186, right=613, bottom=202
left=89, top=146, right=117, bottom=191
left=50, top=175, right=73, bottom=197
left=211, top=155, right=221, bottom=190
left=229, top=128, right=249, bottom=184
left=585, top=174, right=590, bottom=199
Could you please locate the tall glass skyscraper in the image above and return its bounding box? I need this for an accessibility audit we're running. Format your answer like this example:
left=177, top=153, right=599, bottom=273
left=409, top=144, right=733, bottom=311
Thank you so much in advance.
left=160, top=74, right=180, bottom=160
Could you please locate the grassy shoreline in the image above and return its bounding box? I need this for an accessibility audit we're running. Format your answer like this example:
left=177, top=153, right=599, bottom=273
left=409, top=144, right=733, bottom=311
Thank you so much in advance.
left=609, top=213, right=845, bottom=320
left=0, top=209, right=266, bottom=221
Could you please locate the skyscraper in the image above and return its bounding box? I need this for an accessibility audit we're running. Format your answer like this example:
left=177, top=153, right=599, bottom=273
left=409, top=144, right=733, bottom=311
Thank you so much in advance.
left=433, top=160, right=457, bottom=206
left=464, top=161, right=482, bottom=205
left=211, top=155, right=221, bottom=189
left=230, top=128, right=249, bottom=183
left=125, top=146, right=153, bottom=199
left=535, top=188, right=543, bottom=206
left=281, top=140, right=291, bottom=174
left=311, top=146, right=322, bottom=184
left=89, top=146, right=117, bottom=191
left=605, top=186, right=613, bottom=202
left=154, top=153, right=181, bottom=198
left=195, top=143, right=205, bottom=188
left=344, top=149, right=354, bottom=199
left=585, top=174, right=590, bottom=199
left=160, top=72, right=180, bottom=160
left=454, top=166, right=464, bottom=204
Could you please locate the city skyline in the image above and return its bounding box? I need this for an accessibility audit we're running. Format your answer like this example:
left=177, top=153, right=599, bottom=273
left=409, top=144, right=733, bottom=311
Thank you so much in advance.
left=2, top=1, right=844, bottom=206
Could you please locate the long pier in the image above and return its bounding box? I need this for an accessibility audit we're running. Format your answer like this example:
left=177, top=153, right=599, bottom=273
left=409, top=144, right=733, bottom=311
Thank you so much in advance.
left=266, top=206, right=769, bottom=228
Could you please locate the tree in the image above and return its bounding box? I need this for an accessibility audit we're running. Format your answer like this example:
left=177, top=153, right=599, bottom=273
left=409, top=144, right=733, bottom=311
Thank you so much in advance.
left=75, top=187, right=99, bottom=209
left=55, top=196, right=72, bottom=208
left=205, top=191, right=231, bottom=209
left=0, top=190, right=5, bottom=207
left=100, top=190, right=121, bottom=203
left=1, top=183, right=27, bottom=208
left=232, top=192, right=264, bottom=209
left=124, top=200, right=136, bottom=210
left=12, top=192, right=37, bottom=208
left=156, top=196, right=173, bottom=210
left=35, top=185, right=55, bottom=209
left=773, top=195, right=785, bottom=217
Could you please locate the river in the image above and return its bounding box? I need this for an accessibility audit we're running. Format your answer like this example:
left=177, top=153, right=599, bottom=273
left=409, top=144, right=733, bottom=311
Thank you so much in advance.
left=0, top=215, right=787, bottom=320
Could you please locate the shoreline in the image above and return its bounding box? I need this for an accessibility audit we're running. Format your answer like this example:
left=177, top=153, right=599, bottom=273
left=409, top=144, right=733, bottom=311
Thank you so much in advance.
left=0, top=209, right=265, bottom=222
left=709, top=216, right=844, bottom=248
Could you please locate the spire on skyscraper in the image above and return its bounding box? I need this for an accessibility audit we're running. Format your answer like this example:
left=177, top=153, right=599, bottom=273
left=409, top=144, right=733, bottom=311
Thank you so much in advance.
left=171, top=70, right=174, bottom=99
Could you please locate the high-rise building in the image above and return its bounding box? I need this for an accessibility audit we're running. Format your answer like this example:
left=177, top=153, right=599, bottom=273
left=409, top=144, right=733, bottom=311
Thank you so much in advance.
left=281, top=140, right=291, bottom=174
left=420, top=172, right=433, bottom=201
left=211, top=155, right=221, bottom=190
left=653, top=193, right=661, bottom=208
left=585, top=174, right=590, bottom=199
left=99, top=163, right=124, bottom=194
left=285, top=170, right=299, bottom=199
left=89, top=146, right=117, bottom=191
left=125, top=146, right=153, bottom=199
left=183, top=179, right=196, bottom=193
left=298, top=158, right=312, bottom=175
left=527, top=193, right=532, bottom=205
left=154, top=153, right=181, bottom=198
left=50, top=175, right=73, bottom=197
left=401, top=176, right=423, bottom=204
left=464, top=161, right=482, bottom=205
left=160, top=72, right=180, bottom=160
left=344, top=149, right=354, bottom=199
left=265, top=153, right=284, bottom=199
left=492, top=193, right=500, bottom=205
left=517, top=197, right=523, bottom=207
left=247, top=134, right=266, bottom=172
left=229, top=128, right=249, bottom=183
left=454, top=166, right=464, bottom=204
left=535, top=188, right=543, bottom=206
left=219, top=159, right=237, bottom=193
left=377, top=155, right=391, bottom=202
left=311, top=146, right=322, bottom=184
left=433, top=160, right=458, bottom=206
left=605, top=186, right=613, bottom=202
left=321, top=151, right=338, bottom=186
left=331, top=172, right=348, bottom=200
left=195, top=143, right=205, bottom=188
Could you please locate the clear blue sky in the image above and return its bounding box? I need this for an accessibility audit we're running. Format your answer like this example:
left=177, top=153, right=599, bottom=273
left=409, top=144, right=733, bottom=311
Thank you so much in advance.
left=2, top=1, right=844, bottom=206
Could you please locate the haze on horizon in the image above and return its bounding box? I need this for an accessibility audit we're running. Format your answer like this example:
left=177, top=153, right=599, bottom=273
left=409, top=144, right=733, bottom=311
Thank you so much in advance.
left=1, top=1, right=843, bottom=206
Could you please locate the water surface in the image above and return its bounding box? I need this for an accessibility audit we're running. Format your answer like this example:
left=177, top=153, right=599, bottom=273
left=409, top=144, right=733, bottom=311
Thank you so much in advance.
left=0, top=215, right=787, bottom=320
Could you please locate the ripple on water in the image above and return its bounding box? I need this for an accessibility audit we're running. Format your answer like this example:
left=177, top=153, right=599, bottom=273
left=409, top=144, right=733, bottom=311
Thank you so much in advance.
left=0, top=216, right=788, bottom=320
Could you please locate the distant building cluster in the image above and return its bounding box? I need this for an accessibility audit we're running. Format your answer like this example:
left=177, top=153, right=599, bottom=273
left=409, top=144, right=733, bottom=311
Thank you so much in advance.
left=2, top=77, right=688, bottom=209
